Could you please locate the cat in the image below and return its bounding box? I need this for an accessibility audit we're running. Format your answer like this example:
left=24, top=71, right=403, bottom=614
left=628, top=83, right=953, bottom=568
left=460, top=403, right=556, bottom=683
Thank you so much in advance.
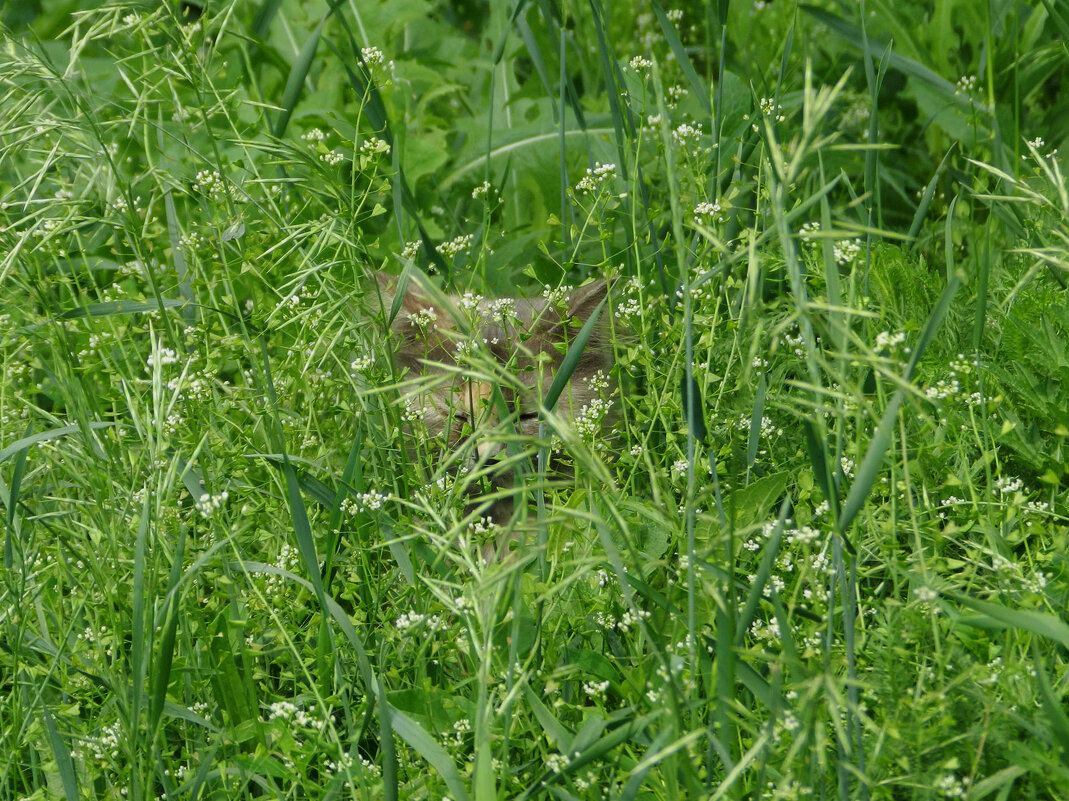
left=375, top=270, right=614, bottom=545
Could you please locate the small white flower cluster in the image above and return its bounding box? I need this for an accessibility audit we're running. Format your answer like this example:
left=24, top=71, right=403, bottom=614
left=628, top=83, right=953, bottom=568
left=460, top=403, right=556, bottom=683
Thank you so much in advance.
left=146, top=347, right=179, bottom=368
left=629, top=55, right=652, bottom=72
left=924, top=377, right=960, bottom=401
left=350, top=352, right=374, bottom=372
left=471, top=180, right=492, bottom=199
left=782, top=326, right=805, bottom=357
left=399, top=241, right=421, bottom=261
left=458, top=292, right=485, bottom=314
left=582, top=680, right=610, bottom=698
left=407, top=306, right=438, bottom=328
left=759, top=96, right=786, bottom=122
left=85, top=720, right=123, bottom=763
left=395, top=610, right=440, bottom=630
left=438, top=233, right=474, bottom=258
left=615, top=608, right=650, bottom=633
left=955, top=75, right=978, bottom=96
left=266, top=701, right=325, bottom=729
left=693, top=200, right=724, bottom=224
left=403, top=397, right=427, bottom=424
left=195, top=491, right=229, bottom=517
left=321, top=150, right=346, bottom=166
left=361, top=46, right=385, bottom=65
left=542, top=284, right=574, bottom=305
left=353, top=490, right=388, bottom=511
left=671, top=122, right=701, bottom=145
left=749, top=616, right=781, bottom=641
left=994, top=476, right=1023, bottom=495
left=192, top=169, right=237, bottom=202
left=613, top=276, right=643, bottom=322
left=301, top=127, right=326, bottom=143
left=799, top=220, right=821, bottom=241
left=454, top=339, right=480, bottom=357
left=469, top=516, right=496, bottom=537
left=734, top=414, right=782, bottom=439
left=666, top=84, right=688, bottom=106
left=179, top=230, right=207, bottom=252
left=583, top=369, right=611, bottom=393
left=840, top=456, right=855, bottom=478
left=168, top=369, right=213, bottom=402
left=833, top=238, right=862, bottom=265
left=874, top=330, right=907, bottom=353
left=486, top=297, right=517, bottom=320
left=935, top=773, right=968, bottom=799
left=913, top=586, right=938, bottom=603
left=359, top=137, right=390, bottom=156
left=575, top=162, right=617, bottom=194
left=546, top=753, right=569, bottom=774
left=573, top=397, right=613, bottom=440
left=786, top=525, right=821, bottom=546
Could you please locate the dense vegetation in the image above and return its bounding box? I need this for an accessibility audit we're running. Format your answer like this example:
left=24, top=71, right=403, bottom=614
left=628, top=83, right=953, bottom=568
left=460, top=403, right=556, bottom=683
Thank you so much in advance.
left=1, top=1, right=1067, bottom=798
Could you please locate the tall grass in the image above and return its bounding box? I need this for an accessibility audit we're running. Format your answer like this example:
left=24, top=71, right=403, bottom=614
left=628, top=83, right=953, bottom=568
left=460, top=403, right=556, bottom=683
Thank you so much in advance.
left=1, top=2, right=1068, bottom=799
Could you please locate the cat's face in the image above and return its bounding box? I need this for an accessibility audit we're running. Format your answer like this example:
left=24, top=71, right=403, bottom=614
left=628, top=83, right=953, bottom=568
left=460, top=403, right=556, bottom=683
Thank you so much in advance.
left=378, top=273, right=613, bottom=466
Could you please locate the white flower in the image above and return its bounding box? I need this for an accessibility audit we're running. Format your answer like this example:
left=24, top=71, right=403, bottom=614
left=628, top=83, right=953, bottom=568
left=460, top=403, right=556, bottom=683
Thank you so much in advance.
left=575, top=162, right=617, bottom=194
left=360, top=137, right=390, bottom=156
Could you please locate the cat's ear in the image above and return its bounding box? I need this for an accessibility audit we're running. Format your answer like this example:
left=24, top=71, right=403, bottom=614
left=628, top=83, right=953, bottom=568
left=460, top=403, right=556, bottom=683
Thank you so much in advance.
left=566, top=278, right=608, bottom=323
left=375, top=271, right=434, bottom=326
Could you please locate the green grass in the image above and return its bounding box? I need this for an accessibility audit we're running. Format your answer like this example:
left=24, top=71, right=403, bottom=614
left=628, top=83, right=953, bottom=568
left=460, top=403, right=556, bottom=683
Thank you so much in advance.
left=1, top=1, right=1068, bottom=799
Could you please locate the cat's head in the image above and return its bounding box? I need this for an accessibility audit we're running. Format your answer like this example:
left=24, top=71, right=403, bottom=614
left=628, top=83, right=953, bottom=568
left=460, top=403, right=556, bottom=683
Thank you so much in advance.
left=376, top=271, right=613, bottom=461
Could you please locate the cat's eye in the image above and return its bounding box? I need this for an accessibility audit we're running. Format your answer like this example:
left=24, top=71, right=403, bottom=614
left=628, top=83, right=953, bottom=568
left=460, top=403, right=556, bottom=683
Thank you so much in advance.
left=518, top=412, right=539, bottom=421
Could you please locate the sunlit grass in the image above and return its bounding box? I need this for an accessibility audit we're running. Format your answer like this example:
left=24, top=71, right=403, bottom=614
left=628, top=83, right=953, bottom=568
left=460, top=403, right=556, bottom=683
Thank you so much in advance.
left=1, top=2, right=1067, bottom=800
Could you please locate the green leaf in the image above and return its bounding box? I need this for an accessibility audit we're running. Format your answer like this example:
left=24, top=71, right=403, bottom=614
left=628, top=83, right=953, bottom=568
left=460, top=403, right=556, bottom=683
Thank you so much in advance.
left=951, top=592, right=1069, bottom=649
left=0, top=422, right=113, bottom=466
left=273, top=13, right=328, bottom=139
left=58, top=299, right=186, bottom=319
left=652, top=2, right=711, bottom=115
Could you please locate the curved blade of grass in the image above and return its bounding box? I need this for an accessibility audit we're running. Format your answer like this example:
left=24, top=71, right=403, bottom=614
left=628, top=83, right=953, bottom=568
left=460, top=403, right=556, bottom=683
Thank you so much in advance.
left=588, top=0, right=633, bottom=176
left=57, top=299, right=186, bottom=319
left=41, top=706, right=79, bottom=801
left=0, top=422, right=113, bottom=466
left=272, top=13, right=328, bottom=139
left=3, top=423, right=31, bottom=556
left=652, top=2, right=711, bottom=115
left=516, top=10, right=555, bottom=119
left=746, top=374, right=767, bottom=471
left=800, top=5, right=992, bottom=118
left=129, top=492, right=150, bottom=764
left=543, top=293, right=607, bottom=413
left=440, top=124, right=614, bottom=189
left=252, top=0, right=285, bottom=37
left=1032, top=639, right=1069, bottom=762
left=908, top=144, right=956, bottom=244
left=950, top=592, right=1069, bottom=649
left=149, top=523, right=185, bottom=735
left=838, top=274, right=961, bottom=535
left=1039, top=0, right=1069, bottom=41
left=736, top=497, right=791, bottom=646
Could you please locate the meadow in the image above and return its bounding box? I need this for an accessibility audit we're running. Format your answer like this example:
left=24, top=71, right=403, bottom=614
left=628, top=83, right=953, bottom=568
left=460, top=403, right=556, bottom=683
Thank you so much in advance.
left=1, top=1, right=1068, bottom=798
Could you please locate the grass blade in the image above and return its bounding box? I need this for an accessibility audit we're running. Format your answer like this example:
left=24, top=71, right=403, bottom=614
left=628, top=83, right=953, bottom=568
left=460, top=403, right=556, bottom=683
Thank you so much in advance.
left=652, top=2, right=711, bottom=115
left=272, top=14, right=328, bottom=139
left=838, top=274, right=961, bottom=534
left=40, top=706, right=79, bottom=801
